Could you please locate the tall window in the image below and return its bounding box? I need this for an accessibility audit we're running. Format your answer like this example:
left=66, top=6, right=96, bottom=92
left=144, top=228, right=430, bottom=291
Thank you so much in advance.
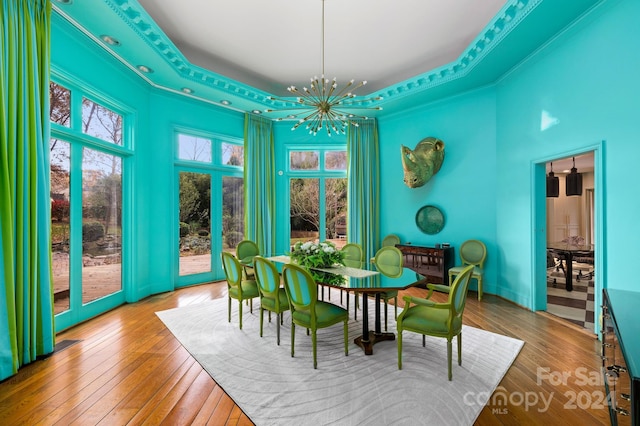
left=49, top=80, right=129, bottom=318
left=175, top=131, right=243, bottom=281
left=288, top=149, right=347, bottom=248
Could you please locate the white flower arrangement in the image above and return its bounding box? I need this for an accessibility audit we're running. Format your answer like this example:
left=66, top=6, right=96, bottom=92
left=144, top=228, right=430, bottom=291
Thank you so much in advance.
left=289, top=240, right=345, bottom=268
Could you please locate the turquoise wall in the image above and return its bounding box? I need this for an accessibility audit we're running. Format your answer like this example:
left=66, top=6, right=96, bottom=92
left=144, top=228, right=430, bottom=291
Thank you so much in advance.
left=51, top=14, right=245, bottom=313
left=494, top=0, right=640, bottom=309
left=48, top=0, right=639, bottom=328
left=377, top=88, right=498, bottom=296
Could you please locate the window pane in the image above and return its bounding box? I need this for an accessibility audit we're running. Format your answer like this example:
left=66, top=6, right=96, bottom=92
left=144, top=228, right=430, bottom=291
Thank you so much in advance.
left=82, top=148, right=122, bottom=304
left=178, top=134, right=212, bottom=162
left=222, top=176, right=244, bottom=252
left=82, top=98, right=123, bottom=145
left=179, top=172, right=211, bottom=275
left=50, top=82, right=71, bottom=127
left=51, top=139, right=71, bottom=314
left=290, top=151, right=319, bottom=170
left=222, top=142, right=243, bottom=166
left=290, top=178, right=319, bottom=247
left=325, top=178, right=348, bottom=248
left=325, top=151, right=347, bottom=170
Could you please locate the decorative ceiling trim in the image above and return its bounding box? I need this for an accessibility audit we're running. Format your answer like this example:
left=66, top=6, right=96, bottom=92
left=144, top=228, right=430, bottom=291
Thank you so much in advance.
left=57, top=0, right=543, bottom=115
left=373, top=0, right=539, bottom=104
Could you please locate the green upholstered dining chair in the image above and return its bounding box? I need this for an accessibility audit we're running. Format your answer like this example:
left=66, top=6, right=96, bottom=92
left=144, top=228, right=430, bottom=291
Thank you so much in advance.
left=340, top=243, right=363, bottom=317
left=448, top=239, right=487, bottom=301
left=341, top=243, right=363, bottom=262
left=372, top=245, right=404, bottom=331
left=221, top=251, right=260, bottom=329
left=237, top=239, right=260, bottom=279
left=397, top=264, right=475, bottom=380
left=282, top=263, right=349, bottom=369
left=253, top=256, right=290, bottom=345
left=381, top=234, right=401, bottom=247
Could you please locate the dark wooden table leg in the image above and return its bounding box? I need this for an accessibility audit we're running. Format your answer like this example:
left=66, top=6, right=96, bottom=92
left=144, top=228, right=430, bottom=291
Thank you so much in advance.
left=565, top=252, right=573, bottom=291
left=354, top=292, right=396, bottom=355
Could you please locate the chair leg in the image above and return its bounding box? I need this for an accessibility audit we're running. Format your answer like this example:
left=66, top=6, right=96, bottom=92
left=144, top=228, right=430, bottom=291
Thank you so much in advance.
left=447, top=338, right=453, bottom=381
left=394, top=296, right=398, bottom=319
left=259, top=307, right=264, bottom=337
left=397, top=329, right=403, bottom=370
left=457, top=333, right=462, bottom=366
left=228, top=297, right=231, bottom=323
left=384, top=300, right=388, bottom=331
left=312, top=329, right=318, bottom=369
left=276, top=313, right=281, bottom=345
left=422, top=335, right=426, bottom=347
left=238, top=300, right=243, bottom=329
left=291, top=322, right=295, bottom=357
left=343, top=320, right=349, bottom=356
left=477, top=276, right=483, bottom=301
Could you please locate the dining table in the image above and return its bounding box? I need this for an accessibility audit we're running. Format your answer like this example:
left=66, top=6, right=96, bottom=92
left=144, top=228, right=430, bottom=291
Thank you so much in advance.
left=266, top=256, right=427, bottom=355
left=547, top=242, right=594, bottom=291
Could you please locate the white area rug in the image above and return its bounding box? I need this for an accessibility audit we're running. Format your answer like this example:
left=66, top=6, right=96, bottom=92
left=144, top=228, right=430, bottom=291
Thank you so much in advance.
left=156, top=292, right=524, bottom=425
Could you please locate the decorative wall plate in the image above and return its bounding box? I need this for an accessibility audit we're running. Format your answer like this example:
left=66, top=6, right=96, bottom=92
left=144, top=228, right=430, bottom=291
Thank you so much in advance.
left=415, top=205, right=445, bottom=235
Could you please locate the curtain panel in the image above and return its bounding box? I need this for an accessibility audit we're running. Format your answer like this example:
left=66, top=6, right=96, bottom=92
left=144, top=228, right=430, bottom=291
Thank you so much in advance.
left=243, top=114, right=276, bottom=257
left=0, top=0, right=55, bottom=380
left=347, top=119, right=380, bottom=262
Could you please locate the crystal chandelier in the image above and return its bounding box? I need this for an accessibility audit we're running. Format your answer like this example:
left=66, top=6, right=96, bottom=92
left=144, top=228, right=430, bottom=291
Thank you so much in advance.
left=265, top=0, right=383, bottom=136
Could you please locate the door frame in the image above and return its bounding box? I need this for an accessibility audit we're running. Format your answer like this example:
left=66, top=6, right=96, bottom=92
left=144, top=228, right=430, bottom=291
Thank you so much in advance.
left=532, top=141, right=605, bottom=335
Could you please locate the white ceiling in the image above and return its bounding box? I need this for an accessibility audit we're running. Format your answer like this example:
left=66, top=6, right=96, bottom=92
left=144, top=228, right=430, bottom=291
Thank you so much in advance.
left=136, top=0, right=507, bottom=96
left=53, top=0, right=603, bottom=116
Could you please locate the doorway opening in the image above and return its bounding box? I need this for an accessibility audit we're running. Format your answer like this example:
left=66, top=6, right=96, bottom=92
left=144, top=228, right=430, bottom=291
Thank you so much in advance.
left=545, top=151, right=595, bottom=331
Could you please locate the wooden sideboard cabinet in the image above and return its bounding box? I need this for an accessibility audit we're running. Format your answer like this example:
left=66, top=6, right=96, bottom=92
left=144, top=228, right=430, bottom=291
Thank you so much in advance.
left=395, top=244, right=454, bottom=285
left=601, top=289, right=640, bottom=426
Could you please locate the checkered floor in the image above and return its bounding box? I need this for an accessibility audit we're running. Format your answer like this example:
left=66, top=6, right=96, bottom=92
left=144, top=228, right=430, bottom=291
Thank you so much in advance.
left=547, top=263, right=595, bottom=331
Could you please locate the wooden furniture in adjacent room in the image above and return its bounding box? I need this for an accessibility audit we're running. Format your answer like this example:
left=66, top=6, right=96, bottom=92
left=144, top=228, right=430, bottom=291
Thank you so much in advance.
left=395, top=244, right=454, bottom=285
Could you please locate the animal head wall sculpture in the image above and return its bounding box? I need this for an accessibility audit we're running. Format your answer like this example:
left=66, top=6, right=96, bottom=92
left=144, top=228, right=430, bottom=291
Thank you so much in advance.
left=401, top=137, right=445, bottom=188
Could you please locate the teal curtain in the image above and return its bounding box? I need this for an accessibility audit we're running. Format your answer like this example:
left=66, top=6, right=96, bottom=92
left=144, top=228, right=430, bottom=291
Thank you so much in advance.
left=243, top=113, right=276, bottom=256
left=347, top=119, right=380, bottom=262
left=0, top=0, right=55, bottom=380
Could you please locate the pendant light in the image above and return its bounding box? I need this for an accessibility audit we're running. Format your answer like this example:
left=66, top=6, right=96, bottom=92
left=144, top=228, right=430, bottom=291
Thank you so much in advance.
left=546, top=162, right=559, bottom=197
left=565, top=157, right=583, bottom=196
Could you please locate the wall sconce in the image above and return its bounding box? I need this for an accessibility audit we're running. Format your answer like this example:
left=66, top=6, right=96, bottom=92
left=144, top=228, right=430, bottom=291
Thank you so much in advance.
left=566, top=157, right=582, bottom=196
left=546, top=162, right=559, bottom=197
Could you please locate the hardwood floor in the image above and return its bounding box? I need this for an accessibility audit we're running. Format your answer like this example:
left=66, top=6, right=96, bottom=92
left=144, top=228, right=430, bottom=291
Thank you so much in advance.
left=0, top=282, right=610, bottom=425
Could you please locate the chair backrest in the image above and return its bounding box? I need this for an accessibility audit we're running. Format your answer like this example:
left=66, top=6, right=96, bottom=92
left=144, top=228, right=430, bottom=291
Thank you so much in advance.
left=375, top=245, right=404, bottom=267
left=459, top=239, right=487, bottom=268
left=449, top=264, right=475, bottom=320
left=381, top=234, right=400, bottom=248
left=253, top=256, right=280, bottom=297
left=374, top=246, right=404, bottom=277
left=282, top=263, right=317, bottom=312
left=237, top=239, right=260, bottom=263
left=221, top=251, right=242, bottom=289
left=341, top=243, right=363, bottom=262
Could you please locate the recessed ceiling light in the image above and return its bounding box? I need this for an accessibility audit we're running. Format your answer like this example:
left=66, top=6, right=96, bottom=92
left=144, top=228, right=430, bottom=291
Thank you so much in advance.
left=181, top=87, right=194, bottom=94
left=220, top=100, right=231, bottom=106
left=100, top=35, right=120, bottom=46
left=252, top=110, right=262, bottom=115
left=137, top=65, right=153, bottom=73
left=54, top=0, right=73, bottom=4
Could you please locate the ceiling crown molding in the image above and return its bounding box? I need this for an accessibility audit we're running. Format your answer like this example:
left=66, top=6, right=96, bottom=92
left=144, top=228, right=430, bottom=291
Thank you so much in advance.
left=54, top=0, right=601, bottom=118
left=374, top=0, right=539, bottom=104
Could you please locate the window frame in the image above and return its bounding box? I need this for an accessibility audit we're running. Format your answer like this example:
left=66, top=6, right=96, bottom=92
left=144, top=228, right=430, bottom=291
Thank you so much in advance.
left=49, top=69, right=134, bottom=332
